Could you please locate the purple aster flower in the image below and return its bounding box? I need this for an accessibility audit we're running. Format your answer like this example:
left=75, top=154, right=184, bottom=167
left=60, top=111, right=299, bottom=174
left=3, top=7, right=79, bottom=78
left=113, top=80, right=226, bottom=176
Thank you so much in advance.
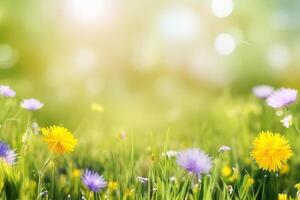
left=176, top=148, right=212, bottom=175
left=252, top=85, right=274, bottom=99
left=82, top=170, right=107, bottom=192
left=0, top=141, right=17, bottom=165
left=0, top=85, right=16, bottom=97
left=21, top=98, right=44, bottom=111
left=266, top=88, right=297, bottom=108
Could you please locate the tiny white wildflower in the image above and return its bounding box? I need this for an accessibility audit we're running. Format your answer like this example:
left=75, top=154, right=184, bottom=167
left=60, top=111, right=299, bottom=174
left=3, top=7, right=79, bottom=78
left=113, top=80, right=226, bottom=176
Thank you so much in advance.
left=162, top=150, right=178, bottom=158
left=218, top=145, right=231, bottom=153
left=281, top=115, right=293, bottom=128
left=136, top=176, right=148, bottom=183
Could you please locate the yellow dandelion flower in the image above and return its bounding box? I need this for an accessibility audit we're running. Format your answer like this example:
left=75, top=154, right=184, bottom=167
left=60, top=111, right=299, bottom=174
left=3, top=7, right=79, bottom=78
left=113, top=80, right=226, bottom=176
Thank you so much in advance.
left=42, top=126, right=77, bottom=154
left=221, top=166, right=232, bottom=177
left=72, top=169, right=81, bottom=177
left=251, top=131, right=292, bottom=172
left=90, top=103, right=104, bottom=113
left=295, top=183, right=300, bottom=190
left=108, top=181, right=119, bottom=191
left=125, top=188, right=135, bottom=197
left=278, top=193, right=287, bottom=200
left=247, top=176, right=254, bottom=186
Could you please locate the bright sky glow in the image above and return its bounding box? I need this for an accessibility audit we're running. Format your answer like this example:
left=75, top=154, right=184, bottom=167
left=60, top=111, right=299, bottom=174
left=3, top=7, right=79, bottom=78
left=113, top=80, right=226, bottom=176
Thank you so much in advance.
left=65, top=0, right=114, bottom=25
left=211, top=0, right=233, bottom=18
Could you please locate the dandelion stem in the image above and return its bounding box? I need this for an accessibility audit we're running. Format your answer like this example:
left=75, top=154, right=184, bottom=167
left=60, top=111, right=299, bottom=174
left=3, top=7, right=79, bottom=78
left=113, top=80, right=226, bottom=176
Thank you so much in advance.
left=275, top=173, right=278, bottom=195
left=261, top=171, right=266, bottom=200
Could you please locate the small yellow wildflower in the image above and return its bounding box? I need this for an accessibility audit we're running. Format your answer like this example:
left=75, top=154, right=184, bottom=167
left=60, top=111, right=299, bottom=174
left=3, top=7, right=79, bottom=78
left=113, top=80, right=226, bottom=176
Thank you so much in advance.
left=42, top=126, right=77, bottom=154
left=72, top=169, right=81, bottom=178
left=90, top=103, right=104, bottom=113
left=221, top=166, right=232, bottom=177
left=108, top=181, right=119, bottom=191
left=247, top=176, right=254, bottom=186
left=125, top=188, right=135, bottom=197
left=278, top=193, right=287, bottom=200
left=251, top=131, right=292, bottom=172
left=295, top=183, right=300, bottom=190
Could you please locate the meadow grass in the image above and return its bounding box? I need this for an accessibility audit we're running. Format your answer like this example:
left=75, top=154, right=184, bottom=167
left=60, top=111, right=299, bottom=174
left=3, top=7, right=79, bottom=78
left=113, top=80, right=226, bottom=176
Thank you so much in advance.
left=0, top=89, right=300, bottom=200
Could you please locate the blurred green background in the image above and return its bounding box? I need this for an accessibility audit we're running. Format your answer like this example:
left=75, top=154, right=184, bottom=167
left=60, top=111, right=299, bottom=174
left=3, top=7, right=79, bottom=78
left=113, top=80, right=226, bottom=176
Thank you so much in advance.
left=1, top=0, right=300, bottom=131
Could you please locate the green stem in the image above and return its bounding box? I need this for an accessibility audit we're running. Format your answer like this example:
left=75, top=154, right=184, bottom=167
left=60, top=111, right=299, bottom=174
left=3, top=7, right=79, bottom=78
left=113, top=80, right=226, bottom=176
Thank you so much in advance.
left=21, top=113, right=32, bottom=155
left=37, top=152, right=54, bottom=200
left=275, top=173, right=278, bottom=195
left=88, top=191, right=93, bottom=200
left=262, top=172, right=266, bottom=200
left=51, top=164, right=55, bottom=198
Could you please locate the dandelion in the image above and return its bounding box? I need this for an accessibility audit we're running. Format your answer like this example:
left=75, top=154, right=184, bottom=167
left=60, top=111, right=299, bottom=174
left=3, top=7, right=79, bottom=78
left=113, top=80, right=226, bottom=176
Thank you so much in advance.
left=21, top=98, right=43, bottom=111
left=124, top=188, right=134, bottom=197
left=41, top=126, right=77, bottom=154
left=252, top=85, right=274, bottom=99
left=176, top=148, right=212, bottom=175
left=266, top=88, right=297, bottom=108
left=72, top=169, right=81, bottom=177
left=0, top=85, right=16, bottom=97
left=0, top=141, right=17, bottom=165
left=251, top=131, right=292, bottom=172
left=221, top=166, right=232, bottom=177
left=278, top=193, right=287, bottom=200
left=247, top=176, right=254, bottom=186
left=108, top=181, right=118, bottom=191
left=281, top=115, right=293, bottom=128
left=218, top=145, right=231, bottom=153
left=82, top=170, right=107, bottom=193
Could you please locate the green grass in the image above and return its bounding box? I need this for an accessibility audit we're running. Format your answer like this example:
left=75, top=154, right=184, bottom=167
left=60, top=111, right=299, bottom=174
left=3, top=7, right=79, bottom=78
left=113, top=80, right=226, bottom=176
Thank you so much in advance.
left=0, top=90, right=300, bottom=200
